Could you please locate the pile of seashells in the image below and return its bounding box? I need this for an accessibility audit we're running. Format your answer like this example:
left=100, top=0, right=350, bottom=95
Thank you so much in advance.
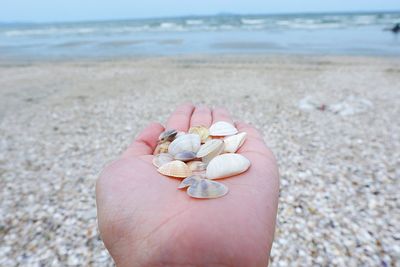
left=153, top=121, right=250, bottom=199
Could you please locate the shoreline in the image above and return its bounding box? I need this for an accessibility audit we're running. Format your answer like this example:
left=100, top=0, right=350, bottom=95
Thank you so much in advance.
left=1, top=51, right=400, bottom=65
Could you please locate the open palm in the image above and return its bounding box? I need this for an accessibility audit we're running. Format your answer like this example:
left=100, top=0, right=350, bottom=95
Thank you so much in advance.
left=96, top=103, right=279, bottom=267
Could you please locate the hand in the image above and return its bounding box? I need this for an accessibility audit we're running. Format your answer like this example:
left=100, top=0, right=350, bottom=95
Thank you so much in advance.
left=96, top=103, right=279, bottom=267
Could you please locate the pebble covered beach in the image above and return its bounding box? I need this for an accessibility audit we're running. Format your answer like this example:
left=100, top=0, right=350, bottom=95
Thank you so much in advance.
left=1, top=56, right=399, bottom=266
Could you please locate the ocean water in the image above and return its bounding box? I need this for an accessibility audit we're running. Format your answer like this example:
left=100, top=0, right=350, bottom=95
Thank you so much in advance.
left=0, top=12, right=400, bottom=60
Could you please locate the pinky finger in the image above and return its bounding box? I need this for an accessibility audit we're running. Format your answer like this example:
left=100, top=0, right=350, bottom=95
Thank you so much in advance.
left=235, top=121, right=271, bottom=156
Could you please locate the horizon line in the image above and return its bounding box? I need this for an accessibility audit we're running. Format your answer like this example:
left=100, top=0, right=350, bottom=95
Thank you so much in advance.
left=1, top=9, right=399, bottom=25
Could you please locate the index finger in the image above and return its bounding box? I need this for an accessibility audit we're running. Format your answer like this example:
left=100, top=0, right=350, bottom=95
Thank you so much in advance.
left=166, top=103, right=195, bottom=132
left=121, top=122, right=165, bottom=158
left=212, top=107, right=234, bottom=124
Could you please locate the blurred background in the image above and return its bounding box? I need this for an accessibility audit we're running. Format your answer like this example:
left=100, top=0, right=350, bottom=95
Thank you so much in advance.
left=1, top=0, right=400, bottom=60
left=0, top=1, right=399, bottom=266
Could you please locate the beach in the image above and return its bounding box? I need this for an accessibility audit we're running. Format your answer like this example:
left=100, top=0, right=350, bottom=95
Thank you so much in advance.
left=0, top=55, right=399, bottom=266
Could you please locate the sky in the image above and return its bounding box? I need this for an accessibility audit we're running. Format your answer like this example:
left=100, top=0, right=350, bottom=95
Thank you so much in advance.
left=1, top=0, right=400, bottom=22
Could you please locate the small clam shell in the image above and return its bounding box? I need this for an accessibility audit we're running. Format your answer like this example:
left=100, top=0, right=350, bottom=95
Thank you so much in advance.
left=187, top=179, right=229, bottom=199
left=201, top=148, right=222, bottom=164
left=152, top=153, right=174, bottom=168
left=196, top=139, right=224, bottom=158
left=168, top=134, right=201, bottom=156
left=206, top=153, right=250, bottom=180
left=209, top=121, right=238, bottom=137
left=158, top=129, right=178, bottom=142
left=200, top=140, right=225, bottom=164
left=176, top=131, right=186, bottom=138
left=174, top=151, right=197, bottom=162
left=189, top=126, right=210, bottom=143
left=177, top=175, right=203, bottom=189
left=154, top=141, right=171, bottom=155
left=186, top=161, right=207, bottom=172
left=223, top=132, right=247, bottom=153
left=157, top=160, right=192, bottom=178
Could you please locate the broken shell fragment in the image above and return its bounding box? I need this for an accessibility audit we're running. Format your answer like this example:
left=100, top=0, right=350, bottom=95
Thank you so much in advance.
left=206, top=153, right=250, bottom=180
left=157, top=160, right=192, bottom=178
left=158, top=129, right=178, bottom=142
left=186, top=161, right=207, bottom=172
left=209, top=121, right=238, bottom=137
left=189, top=126, right=210, bottom=143
left=153, top=153, right=174, bottom=168
left=168, top=134, right=201, bottom=156
left=174, top=151, right=197, bottom=162
left=196, top=139, right=224, bottom=158
left=177, top=175, right=202, bottom=189
left=223, top=132, right=247, bottom=153
left=154, top=141, right=171, bottom=155
left=187, top=179, right=229, bottom=199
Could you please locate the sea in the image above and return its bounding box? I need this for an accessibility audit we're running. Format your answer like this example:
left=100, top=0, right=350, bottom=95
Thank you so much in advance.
left=1, top=12, right=400, bottom=61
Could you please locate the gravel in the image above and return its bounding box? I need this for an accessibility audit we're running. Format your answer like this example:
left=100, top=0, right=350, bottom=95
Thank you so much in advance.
left=1, top=56, right=399, bottom=266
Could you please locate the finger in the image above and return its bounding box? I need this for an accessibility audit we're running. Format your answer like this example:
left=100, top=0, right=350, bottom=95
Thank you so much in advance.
left=121, top=122, right=165, bottom=157
left=235, top=121, right=270, bottom=155
left=235, top=121, right=264, bottom=140
left=190, top=105, right=212, bottom=127
left=166, top=102, right=195, bottom=132
left=212, top=107, right=234, bottom=124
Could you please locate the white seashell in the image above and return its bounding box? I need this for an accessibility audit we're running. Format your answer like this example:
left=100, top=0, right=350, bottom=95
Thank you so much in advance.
left=186, top=161, right=207, bottom=172
left=152, top=153, right=174, bottom=168
left=186, top=179, right=229, bottom=199
left=200, top=140, right=225, bottom=164
left=176, top=131, right=186, bottom=138
left=174, top=151, right=197, bottom=162
left=168, top=134, right=201, bottom=156
left=223, top=132, right=247, bottom=153
left=177, top=175, right=203, bottom=189
left=206, top=153, right=250, bottom=180
left=209, top=121, right=238, bottom=137
left=196, top=139, right=224, bottom=158
left=157, top=160, right=192, bottom=178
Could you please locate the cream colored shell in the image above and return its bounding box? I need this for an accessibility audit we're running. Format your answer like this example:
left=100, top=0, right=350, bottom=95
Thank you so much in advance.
left=206, top=153, right=250, bottom=179
left=157, top=160, right=192, bottom=178
left=209, top=121, right=238, bottom=136
left=223, top=132, right=247, bottom=153
left=188, top=126, right=210, bottom=143
left=154, top=141, right=171, bottom=155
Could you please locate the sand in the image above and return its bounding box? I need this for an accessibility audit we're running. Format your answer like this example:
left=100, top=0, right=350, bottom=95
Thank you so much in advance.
left=0, top=55, right=399, bottom=266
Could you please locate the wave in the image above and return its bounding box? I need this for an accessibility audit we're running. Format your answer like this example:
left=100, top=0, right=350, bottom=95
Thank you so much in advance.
left=160, top=22, right=176, bottom=28
left=3, top=27, right=96, bottom=37
left=186, top=19, right=203, bottom=25
left=241, top=19, right=266, bottom=25
left=0, top=12, right=399, bottom=38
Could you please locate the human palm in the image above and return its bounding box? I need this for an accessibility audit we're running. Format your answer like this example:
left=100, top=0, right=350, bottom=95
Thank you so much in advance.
left=96, top=104, right=279, bottom=267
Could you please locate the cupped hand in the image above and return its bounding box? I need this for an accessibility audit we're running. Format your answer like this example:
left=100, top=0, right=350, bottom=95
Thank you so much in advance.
left=96, top=103, right=279, bottom=267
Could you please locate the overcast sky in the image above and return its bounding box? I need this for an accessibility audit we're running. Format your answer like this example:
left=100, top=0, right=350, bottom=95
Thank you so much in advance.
left=1, top=0, right=400, bottom=22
